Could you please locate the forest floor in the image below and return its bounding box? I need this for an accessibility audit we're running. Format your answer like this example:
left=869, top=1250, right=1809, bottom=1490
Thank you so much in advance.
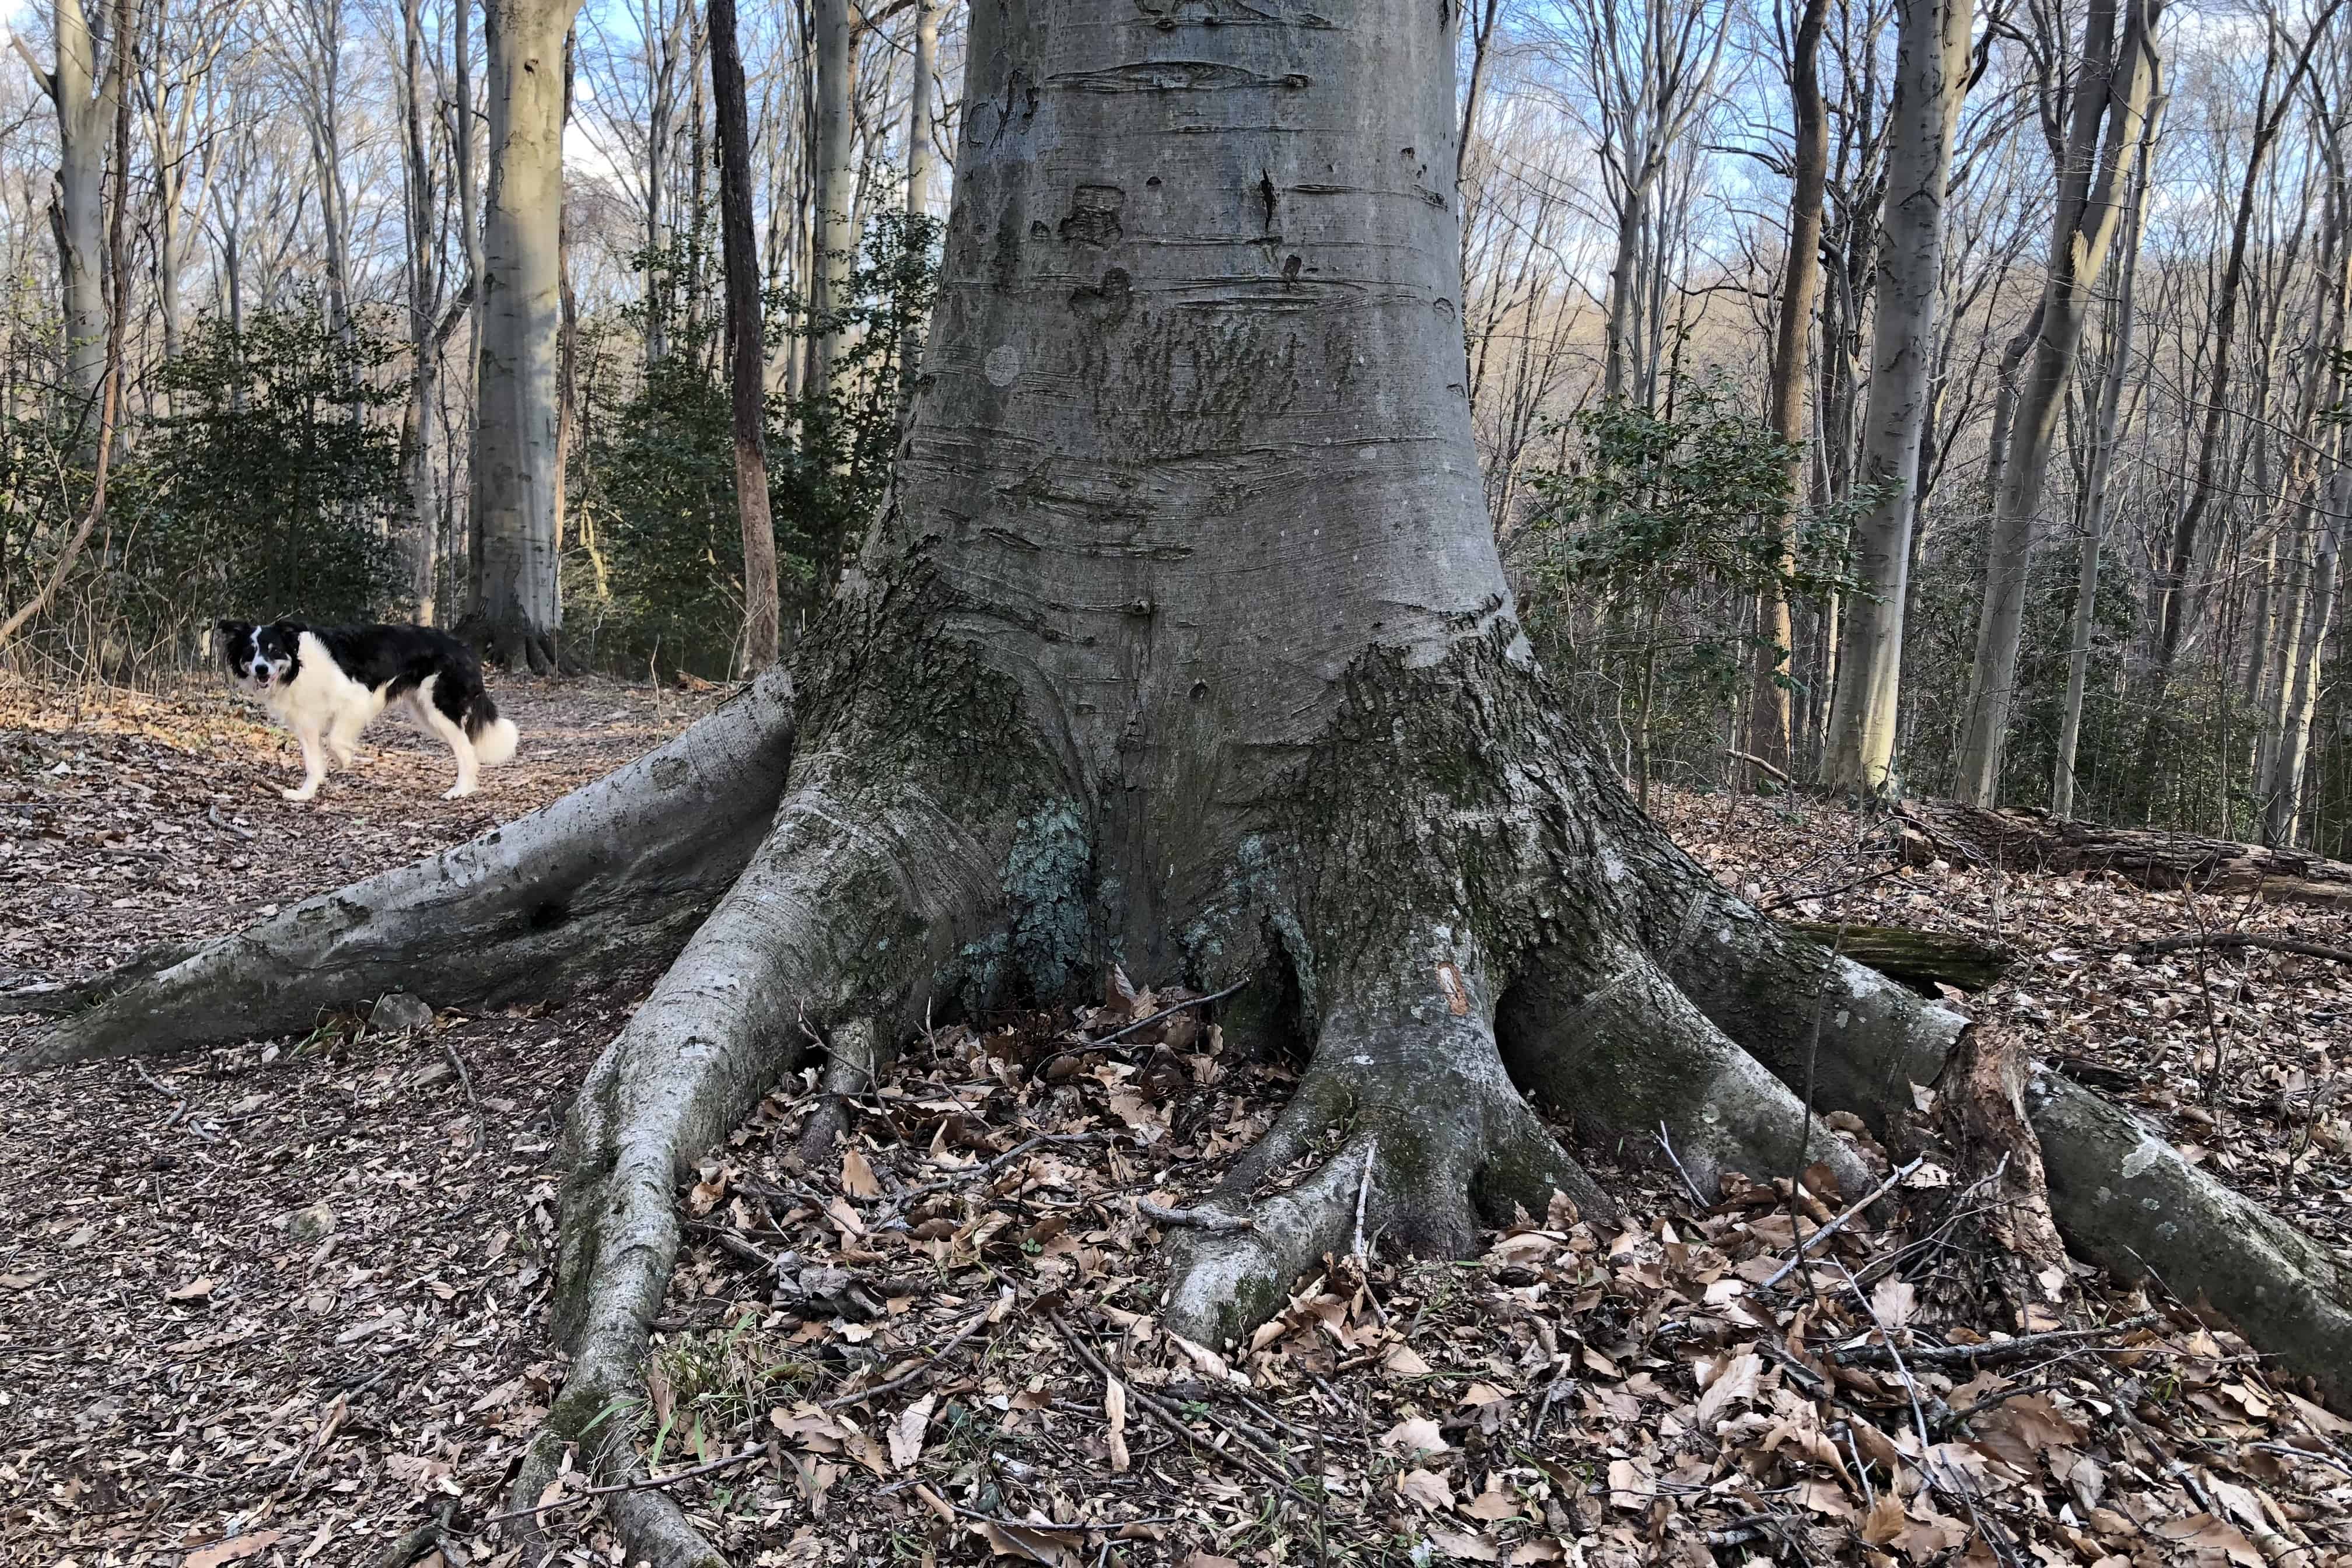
left=3, top=680, right=2351, bottom=1568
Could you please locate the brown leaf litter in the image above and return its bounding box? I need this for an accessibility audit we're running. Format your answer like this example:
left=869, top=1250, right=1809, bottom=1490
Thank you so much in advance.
left=3, top=687, right=2349, bottom=1568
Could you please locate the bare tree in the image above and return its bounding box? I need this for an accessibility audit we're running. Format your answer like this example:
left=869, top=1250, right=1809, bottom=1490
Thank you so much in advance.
left=1952, top=0, right=2164, bottom=805
left=1750, top=0, right=1832, bottom=783
left=15, top=0, right=127, bottom=407
left=2053, top=92, right=2162, bottom=818
left=1819, top=0, right=1976, bottom=796
left=1555, top=0, right=1727, bottom=405
left=466, top=0, right=584, bottom=672
left=708, top=0, right=775, bottom=668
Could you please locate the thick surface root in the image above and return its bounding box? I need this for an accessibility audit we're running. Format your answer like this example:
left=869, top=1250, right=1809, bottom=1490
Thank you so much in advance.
left=510, top=771, right=999, bottom=1562
left=1500, top=945, right=1874, bottom=1199
left=2028, top=1069, right=2352, bottom=1409
left=6, top=669, right=799, bottom=1072
left=1163, top=950, right=1614, bottom=1348
left=1657, top=895, right=1969, bottom=1139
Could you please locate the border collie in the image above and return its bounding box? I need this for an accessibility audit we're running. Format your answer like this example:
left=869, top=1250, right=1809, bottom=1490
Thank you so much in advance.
left=215, top=620, right=520, bottom=802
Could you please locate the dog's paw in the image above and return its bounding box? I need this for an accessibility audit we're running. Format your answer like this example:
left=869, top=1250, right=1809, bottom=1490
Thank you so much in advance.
left=442, top=781, right=478, bottom=800
left=282, top=786, right=319, bottom=803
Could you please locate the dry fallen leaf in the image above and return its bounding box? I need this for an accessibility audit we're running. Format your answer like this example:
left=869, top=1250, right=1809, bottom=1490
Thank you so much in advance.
left=970, top=1520, right=1083, bottom=1567
left=841, top=1144, right=882, bottom=1198
left=184, top=1530, right=284, bottom=1568
left=166, top=1276, right=215, bottom=1301
left=1381, top=1415, right=1448, bottom=1458
left=1397, top=1466, right=1455, bottom=1511
left=1424, top=1524, right=1502, bottom=1562
left=1104, top=1378, right=1130, bottom=1473
left=888, top=1392, right=935, bottom=1471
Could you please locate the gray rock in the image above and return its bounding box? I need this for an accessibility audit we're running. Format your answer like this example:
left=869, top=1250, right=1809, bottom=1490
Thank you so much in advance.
left=369, top=992, right=434, bottom=1035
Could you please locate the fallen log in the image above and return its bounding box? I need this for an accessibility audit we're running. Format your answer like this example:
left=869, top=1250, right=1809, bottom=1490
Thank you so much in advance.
left=1896, top=800, right=2352, bottom=907
left=1779, top=919, right=2014, bottom=993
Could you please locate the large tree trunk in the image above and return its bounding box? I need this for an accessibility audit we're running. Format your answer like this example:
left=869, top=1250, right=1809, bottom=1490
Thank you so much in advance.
left=1952, top=0, right=2161, bottom=806
left=1819, top=0, right=1973, bottom=797
left=466, top=0, right=580, bottom=674
left=1748, top=0, right=1829, bottom=785
left=18, top=9, right=2352, bottom=1563
left=709, top=0, right=776, bottom=670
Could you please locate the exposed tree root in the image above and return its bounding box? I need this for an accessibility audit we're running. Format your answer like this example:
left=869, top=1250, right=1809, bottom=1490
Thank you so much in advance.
left=795, top=1015, right=885, bottom=1167
left=4, top=670, right=799, bottom=1072
left=1500, top=945, right=1873, bottom=1198
left=1658, top=895, right=1969, bottom=1138
left=1163, top=949, right=1615, bottom=1347
left=510, top=769, right=1000, bottom=1563
left=2027, top=1069, right=2352, bottom=1409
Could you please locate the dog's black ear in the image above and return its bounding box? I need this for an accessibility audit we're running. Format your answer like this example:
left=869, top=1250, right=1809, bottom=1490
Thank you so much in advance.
left=215, top=618, right=250, bottom=637
left=270, top=618, right=306, bottom=637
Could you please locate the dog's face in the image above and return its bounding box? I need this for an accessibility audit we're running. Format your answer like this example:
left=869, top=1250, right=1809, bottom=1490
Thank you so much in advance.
left=215, top=619, right=302, bottom=692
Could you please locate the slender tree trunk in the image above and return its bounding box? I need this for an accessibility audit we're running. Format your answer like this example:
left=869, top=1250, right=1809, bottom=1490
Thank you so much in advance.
left=17, top=0, right=120, bottom=414
left=401, top=0, right=444, bottom=621
left=803, top=0, right=852, bottom=404
left=905, top=0, right=937, bottom=220
left=466, top=0, right=583, bottom=674
left=2140, top=3, right=2345, bottom=758
left=896, top=0, right=939, bottom=422
left=1954, top=0, right=2162, bottom=805
left=1749, top=0, right=1830, bottom=786
left=2266, top=489, right=2343, bottom=846
left=710, top=0, right=776, bottom=669
left=1819, top=0, right=1973, bottom=797
left=2054, top=99, right=2161, bottom=820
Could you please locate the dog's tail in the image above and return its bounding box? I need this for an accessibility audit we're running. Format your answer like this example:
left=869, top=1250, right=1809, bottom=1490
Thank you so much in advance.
left=465, top=691, right=520, bottom=766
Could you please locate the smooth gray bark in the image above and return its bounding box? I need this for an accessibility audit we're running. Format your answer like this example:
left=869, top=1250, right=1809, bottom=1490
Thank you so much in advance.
left=2054, top=96, right=2162, bottom=820
left=804, top=0, right=852, bottom=401
left=15, top=0, right=120, bottom=411
left=1953, top=0, right=2161, bottom=806
left=467, top=0, right=581, bottom=673
left=1819, top=0, right=1973, bottom=796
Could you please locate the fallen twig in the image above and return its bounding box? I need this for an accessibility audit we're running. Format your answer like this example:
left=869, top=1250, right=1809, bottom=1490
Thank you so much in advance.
left=1654, top=1121, right=1708, bottom=1206
left=1759, top=1156, right=1924, bottom=1291
left=462, top=1444, right=768, bottom=1533
left=1048, top=1311, right=1294, bottom=1485
left=1829, top=1313, right=2162, bottom=1370
left=2129, top=930, right=2352, bottom=966
left=821, top=1300, right=997, bottom=1411
left=881, top=1132, right=1110, bottom=1219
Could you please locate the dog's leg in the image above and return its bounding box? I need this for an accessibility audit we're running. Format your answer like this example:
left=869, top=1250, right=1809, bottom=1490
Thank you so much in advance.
left=284, top=724, right=328, bottom=803
left=328, top=714, right=366, bottom=768
left=421, top=703, right=481, bottom=799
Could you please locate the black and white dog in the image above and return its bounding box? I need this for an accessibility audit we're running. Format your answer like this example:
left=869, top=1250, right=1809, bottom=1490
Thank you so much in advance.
left=215, top=620, right=520, bottom=802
